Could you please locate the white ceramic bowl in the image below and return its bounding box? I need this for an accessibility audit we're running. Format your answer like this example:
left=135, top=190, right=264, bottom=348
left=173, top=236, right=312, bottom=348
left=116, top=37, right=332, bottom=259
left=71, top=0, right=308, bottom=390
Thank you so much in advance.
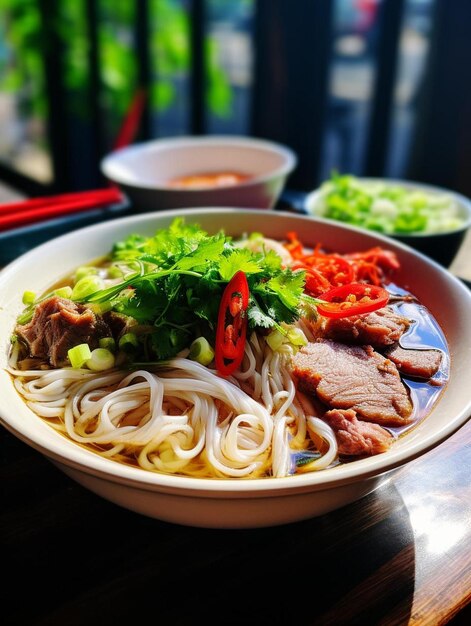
left=101, top=135, right=297, bottom=211
left=304, top=178, right=471, bottom=267
left=1, top=208, right=470, bottom=529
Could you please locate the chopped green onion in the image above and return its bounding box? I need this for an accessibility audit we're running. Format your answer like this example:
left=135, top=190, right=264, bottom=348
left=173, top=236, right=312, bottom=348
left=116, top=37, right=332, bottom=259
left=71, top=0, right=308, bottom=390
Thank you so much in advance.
left=75, top=266, right=98, bottom=281
left=266, top=329, right=285, bottom=352
left=106, top=264, right=125, bottom=279
left=71, top=275, right=104, bottom=301
left=287, top=328, right=308, bottom=347
left=54, top=286, right=73, bottom=299
left=87, top=301, right=112, bottom=315
left=118, top=332, right=139, bottom=353
left=86, top=348, right=115, bottom=371
left=188, top=337, right=215, bottom=366
left=266, top=326, right=307, bottom=352
left=16, top=307, right=34, bottom=325
left=99, top=337, right=116, bottom=352
left=22, top=290, right=36, bottom=305
left=68, top=343, right=91, bottom=368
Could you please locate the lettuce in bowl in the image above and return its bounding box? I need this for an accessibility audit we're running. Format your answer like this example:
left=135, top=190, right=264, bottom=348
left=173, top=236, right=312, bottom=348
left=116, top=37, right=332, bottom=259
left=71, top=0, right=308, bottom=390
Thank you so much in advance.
left=305, top=173, right=469, bottom=236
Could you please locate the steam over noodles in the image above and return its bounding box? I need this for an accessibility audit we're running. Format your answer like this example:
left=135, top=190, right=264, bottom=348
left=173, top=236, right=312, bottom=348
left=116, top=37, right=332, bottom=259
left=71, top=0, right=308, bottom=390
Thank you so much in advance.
left=7, top=219, right=448, bottom=479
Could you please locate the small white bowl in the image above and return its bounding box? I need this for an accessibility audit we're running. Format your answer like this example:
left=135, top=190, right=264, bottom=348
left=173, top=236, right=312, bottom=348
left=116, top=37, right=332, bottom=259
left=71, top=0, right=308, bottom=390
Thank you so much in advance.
left=304, top=178, right=471, bottom=267
left=101, top=135, right=297, bottom=211
left=1, top=208, right=470, bottom=529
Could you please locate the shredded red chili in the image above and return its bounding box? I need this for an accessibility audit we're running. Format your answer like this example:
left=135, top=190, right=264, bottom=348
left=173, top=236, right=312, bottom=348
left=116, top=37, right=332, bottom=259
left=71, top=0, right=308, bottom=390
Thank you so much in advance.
left=215, top=271, right=249, bottom=377
left=284, top=232, right=399, bottom=295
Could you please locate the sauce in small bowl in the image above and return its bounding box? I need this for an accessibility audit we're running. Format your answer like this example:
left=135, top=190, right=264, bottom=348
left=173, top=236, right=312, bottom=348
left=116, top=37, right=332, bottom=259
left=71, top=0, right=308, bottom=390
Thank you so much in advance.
left=167, top=171, right=250, bottom=190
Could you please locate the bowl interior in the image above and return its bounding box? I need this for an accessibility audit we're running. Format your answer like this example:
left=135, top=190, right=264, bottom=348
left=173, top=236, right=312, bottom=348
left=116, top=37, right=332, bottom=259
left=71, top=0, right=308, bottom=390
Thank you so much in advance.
left=1, top=208, right=470, bottom=499
left=101, top=136, right=297, bottom=190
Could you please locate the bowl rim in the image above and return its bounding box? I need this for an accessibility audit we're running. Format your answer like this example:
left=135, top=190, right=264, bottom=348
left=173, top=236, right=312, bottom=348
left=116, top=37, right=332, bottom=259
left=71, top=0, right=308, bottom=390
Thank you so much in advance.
left=1, top=206, right=470, bottom=497
left=100, top=135, right=298, bottom=193
left=304, top=177, right=471, bottom=238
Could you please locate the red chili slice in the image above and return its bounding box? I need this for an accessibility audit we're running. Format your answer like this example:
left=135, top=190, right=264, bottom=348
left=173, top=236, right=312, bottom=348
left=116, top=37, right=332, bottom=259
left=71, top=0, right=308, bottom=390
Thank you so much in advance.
left=215, top=271, right=249, bottom=377
left=316, top=283, right=389, bottom=319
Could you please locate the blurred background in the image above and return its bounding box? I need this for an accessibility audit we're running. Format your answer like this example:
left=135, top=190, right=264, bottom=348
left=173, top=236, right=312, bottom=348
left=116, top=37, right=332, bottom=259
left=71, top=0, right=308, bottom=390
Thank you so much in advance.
left=0, top=0, right=470, bottom=196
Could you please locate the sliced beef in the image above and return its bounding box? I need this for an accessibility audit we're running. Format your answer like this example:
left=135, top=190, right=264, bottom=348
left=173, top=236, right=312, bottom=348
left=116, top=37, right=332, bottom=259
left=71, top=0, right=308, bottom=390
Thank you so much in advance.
left=323, top=408, right=394, bottom=456
left=322, top=306, right=411, bottom=348
left=292, top=339, right=413, bottom=426
left=383, top=344, right=442, bottom=379
left=15, top=296, right=111, bottom=367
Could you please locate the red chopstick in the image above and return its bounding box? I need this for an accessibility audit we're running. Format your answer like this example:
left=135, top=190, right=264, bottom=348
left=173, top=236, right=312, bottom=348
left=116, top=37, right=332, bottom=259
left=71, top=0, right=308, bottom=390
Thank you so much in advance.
left=0, top=187, right=124, bottom=232
left=0, top=188, right=122, bottom=215
left=113, top=88, right=147, bottom=150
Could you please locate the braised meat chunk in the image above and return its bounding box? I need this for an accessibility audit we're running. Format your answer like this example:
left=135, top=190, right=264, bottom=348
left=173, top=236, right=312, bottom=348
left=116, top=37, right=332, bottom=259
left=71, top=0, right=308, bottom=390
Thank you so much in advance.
left=15, top=296, right=111, bottom=367
left=382, top=344, right=442, bottom=379
left=292, top=339, right=413, bottom=426
left=323, top=408, right=394, bottom=456
left=322, top=306, right=411, bottom=348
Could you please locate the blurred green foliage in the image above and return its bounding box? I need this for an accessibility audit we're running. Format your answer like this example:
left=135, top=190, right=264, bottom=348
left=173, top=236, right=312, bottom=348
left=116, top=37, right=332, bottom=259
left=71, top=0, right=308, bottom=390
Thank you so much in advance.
left=0, top=0, right=236, bottom=145
left=0, top=0, right=46, bottom=117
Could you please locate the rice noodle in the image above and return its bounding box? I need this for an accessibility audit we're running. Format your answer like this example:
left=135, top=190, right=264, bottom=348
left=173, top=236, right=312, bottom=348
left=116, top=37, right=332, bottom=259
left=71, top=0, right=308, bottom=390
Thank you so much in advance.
left=7, top=335, right=338, bottom=479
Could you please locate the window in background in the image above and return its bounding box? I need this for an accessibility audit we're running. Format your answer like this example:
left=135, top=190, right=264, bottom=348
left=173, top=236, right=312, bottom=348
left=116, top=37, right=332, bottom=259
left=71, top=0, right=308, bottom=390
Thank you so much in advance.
left=150, top=0, right=255, bottom=138
left=205, top=0, right=254, bottom=135
left=321, top=0, right=381, bottom=181
left=97, top=1, right=139, bottom=150
left=0, top=0, right=52, bottom=183
left=386, top=0, right=435, bottom=177
left=321, top=0, right=435, bottom=184
left=150, top=0, right=191, bottom=138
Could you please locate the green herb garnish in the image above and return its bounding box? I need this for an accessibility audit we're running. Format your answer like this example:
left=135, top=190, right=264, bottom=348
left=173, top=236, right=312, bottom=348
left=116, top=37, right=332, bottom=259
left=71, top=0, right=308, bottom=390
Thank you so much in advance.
left=65, top=218, right=313, bottom=360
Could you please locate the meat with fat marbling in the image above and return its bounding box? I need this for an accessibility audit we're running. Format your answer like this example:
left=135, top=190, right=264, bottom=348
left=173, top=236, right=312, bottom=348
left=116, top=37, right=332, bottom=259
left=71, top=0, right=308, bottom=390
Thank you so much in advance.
left=322, top=306, right=411, bottom=348
left=292, top=339, right=413, bottom=426
left=382, top=344, right=442, bottom=379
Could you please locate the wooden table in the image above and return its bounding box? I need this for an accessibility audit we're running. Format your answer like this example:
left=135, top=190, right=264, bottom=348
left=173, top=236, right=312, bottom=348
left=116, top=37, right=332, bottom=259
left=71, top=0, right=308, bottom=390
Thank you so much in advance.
left=2, top=416, right=470, bottom=625
left=1, top=199, right=470, bottom=626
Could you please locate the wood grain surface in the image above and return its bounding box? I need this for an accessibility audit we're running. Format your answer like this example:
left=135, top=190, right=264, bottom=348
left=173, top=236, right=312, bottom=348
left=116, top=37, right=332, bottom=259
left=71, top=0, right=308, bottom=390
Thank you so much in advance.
left=2, top=415, right=470, bottom=626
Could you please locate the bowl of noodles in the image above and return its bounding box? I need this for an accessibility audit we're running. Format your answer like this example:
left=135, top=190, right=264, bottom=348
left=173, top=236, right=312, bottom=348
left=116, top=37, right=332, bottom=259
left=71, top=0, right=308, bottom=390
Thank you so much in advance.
left=1, top=208, right=470, bottom=529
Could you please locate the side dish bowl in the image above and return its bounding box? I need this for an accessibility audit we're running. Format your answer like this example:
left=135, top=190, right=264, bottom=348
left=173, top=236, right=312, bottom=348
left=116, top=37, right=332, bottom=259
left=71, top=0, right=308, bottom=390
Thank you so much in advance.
left=1, top=208, right=470, bottom=529
left=101, top=135, right=297, bottom=211
left=304, top=177, right=471, bottom=267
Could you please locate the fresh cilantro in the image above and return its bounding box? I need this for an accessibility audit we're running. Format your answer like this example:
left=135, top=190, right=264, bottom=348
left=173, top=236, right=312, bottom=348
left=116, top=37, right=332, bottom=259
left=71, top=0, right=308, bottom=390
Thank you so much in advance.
left=266, top=270, right=305, bottom=310
left=247, top=297, right=276, bottom=330
left=76, top=218, right=307, bottom=361
left=262, top=249, right=283, bottom=273
left=174, top=234, right=226, bottom=271
left=218, top=248, right=264, bottom=281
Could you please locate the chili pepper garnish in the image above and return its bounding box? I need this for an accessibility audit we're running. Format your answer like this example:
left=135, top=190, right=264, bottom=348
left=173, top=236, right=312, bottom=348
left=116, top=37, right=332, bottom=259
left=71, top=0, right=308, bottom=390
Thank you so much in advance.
left=291, top=261, right=331, bottom=296
left=215, top=271, right=249, bottom=377
left=345, top=246, right=401, bottom=273
left=292, top=256, right=354, bottom=291
left=283, top=232, right=399, bottom=293
left=315, top=283, right=390, bottom=319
